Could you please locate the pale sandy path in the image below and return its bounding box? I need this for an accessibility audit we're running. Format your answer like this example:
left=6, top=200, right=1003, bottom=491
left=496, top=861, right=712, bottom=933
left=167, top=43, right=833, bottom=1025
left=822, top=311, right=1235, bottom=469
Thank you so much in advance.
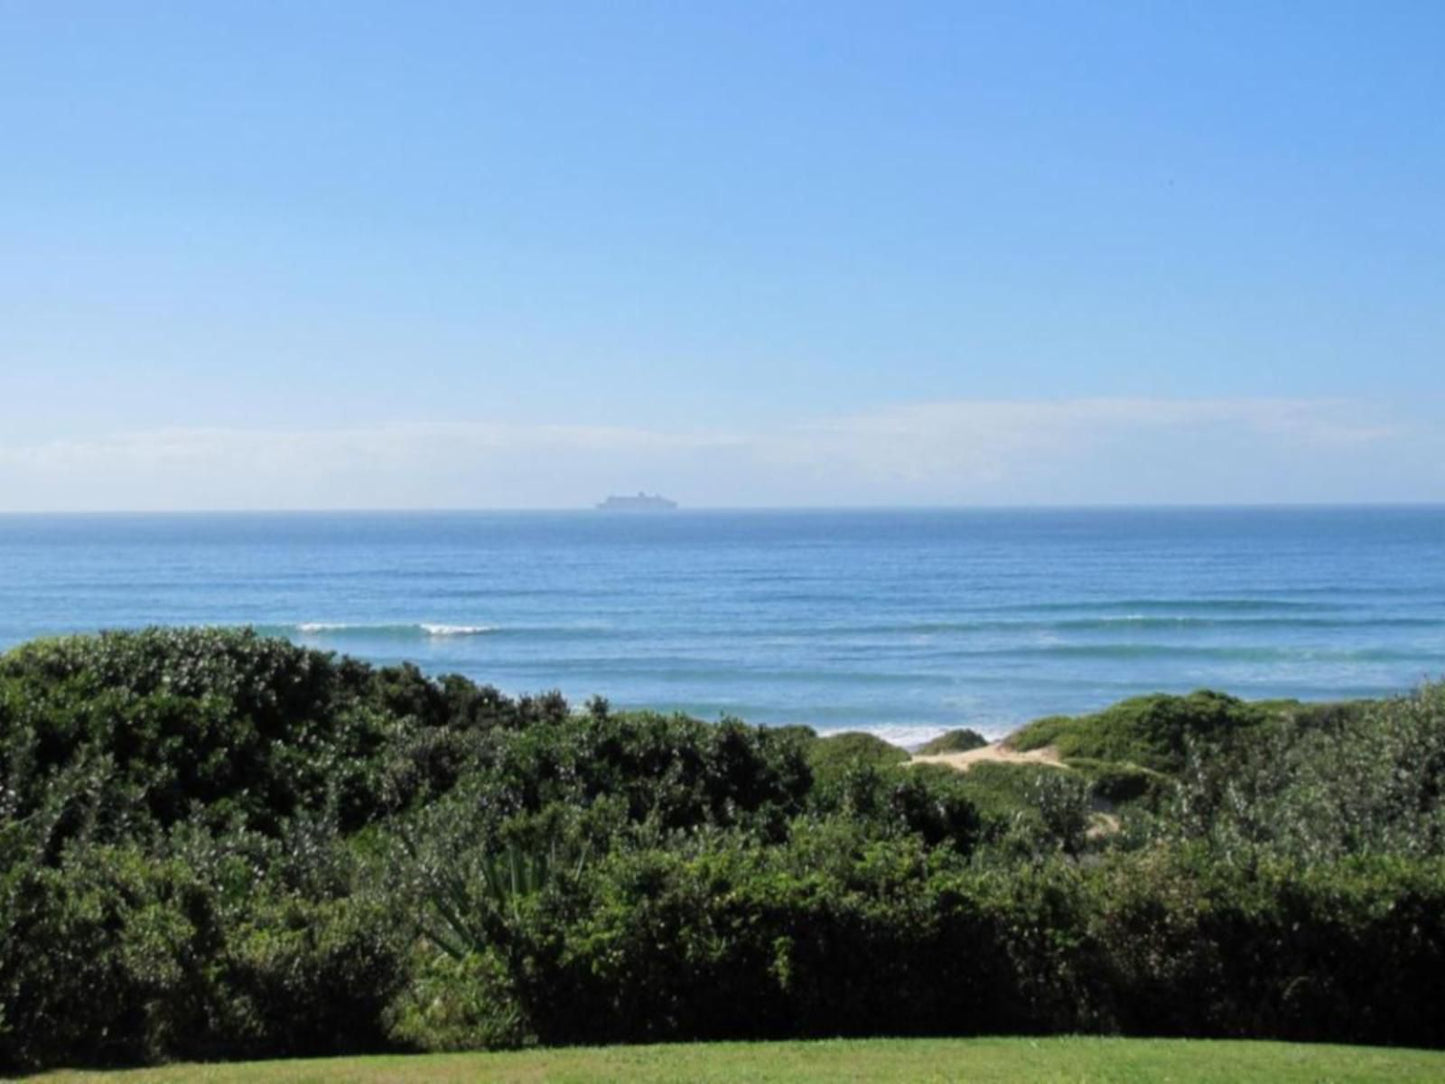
left=910, top=742, right=1063, bottom=772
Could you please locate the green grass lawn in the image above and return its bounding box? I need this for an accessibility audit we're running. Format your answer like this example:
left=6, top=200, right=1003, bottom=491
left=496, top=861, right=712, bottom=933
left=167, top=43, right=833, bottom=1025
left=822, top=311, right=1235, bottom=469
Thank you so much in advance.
left=32, top=1037, right=1445, bottom=1083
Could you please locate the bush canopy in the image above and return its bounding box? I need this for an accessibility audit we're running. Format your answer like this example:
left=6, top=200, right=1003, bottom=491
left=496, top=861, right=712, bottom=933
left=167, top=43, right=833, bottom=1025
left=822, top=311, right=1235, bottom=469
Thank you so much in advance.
left=1, top=628, right=1440, bottom=1070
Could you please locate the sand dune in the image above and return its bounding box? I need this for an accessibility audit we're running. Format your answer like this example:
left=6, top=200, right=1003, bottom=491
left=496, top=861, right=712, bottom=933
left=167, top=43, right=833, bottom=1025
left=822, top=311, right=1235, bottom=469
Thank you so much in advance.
left=911, top=741, right=1063, bottom=772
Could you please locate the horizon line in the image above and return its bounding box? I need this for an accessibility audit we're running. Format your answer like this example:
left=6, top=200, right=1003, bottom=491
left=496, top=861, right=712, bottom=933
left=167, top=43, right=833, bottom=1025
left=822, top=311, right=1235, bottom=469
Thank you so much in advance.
left=2, top=500, right=1444, bottom=517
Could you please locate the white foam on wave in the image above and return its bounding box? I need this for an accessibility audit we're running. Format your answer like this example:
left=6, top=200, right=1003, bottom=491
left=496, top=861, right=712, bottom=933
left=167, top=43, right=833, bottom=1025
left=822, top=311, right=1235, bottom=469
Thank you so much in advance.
left=290, top=621, right=497, bottom=637
left=810, top=722, right=1005, bottom=752
left=862, top=724, right=959, bottom=751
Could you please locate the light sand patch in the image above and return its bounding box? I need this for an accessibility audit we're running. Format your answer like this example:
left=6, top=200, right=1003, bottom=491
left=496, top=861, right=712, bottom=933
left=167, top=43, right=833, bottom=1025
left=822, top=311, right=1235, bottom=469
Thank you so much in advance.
left=911, top=741, right=1063, bottom=772
left=1087, top=811, right=1122, bottom=839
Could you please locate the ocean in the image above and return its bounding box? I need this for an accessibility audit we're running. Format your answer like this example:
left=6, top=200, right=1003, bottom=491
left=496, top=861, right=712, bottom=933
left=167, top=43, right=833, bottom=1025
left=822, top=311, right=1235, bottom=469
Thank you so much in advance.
left=1, top=507, right=1441, bottom=745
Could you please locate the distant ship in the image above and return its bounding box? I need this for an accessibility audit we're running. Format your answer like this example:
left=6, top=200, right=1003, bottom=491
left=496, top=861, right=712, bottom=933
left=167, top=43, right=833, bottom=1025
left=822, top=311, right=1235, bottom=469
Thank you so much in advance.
left=596, top=492, right=679, bottom=511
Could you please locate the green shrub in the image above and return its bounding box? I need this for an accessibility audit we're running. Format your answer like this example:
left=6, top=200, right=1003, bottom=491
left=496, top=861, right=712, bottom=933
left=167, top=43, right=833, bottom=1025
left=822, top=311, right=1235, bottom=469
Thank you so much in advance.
left=806, top=731, right=909, bottom=785
left=416, top=837, right=1445, bottom=1050
left=916, top=728, right=988, bottom=755
left=385, top=948, right=532, bottom=1051
left=1064, top=758, right=1173, bottom=808
left=1007, top=691, right=1268, bottom=773
left=947, top=763, right=1093, bottom=856
left=0, top=629, right=384, bottom=836
left=1, top=630, right=1441, bottom=1066
left=1087, top=848, right=1445, bottom=1046
left=1166, top=685, right=1445, bottom=863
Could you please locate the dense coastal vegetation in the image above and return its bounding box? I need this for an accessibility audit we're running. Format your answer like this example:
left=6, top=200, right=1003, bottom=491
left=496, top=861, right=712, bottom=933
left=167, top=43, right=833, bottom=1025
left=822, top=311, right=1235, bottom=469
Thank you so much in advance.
left=2, top=629, right=1443, bottom=1072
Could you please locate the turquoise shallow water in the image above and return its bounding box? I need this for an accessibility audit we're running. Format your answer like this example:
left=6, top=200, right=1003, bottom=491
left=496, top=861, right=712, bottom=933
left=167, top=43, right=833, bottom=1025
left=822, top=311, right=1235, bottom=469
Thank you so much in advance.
left=1, top=507, right=1442, bottom=743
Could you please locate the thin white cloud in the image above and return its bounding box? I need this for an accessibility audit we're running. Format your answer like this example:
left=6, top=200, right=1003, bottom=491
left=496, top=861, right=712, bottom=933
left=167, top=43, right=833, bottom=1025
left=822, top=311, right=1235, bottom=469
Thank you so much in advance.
left=746, top=397, right=1406, bottom=497
left=0, top=397, right=1432, bottom=511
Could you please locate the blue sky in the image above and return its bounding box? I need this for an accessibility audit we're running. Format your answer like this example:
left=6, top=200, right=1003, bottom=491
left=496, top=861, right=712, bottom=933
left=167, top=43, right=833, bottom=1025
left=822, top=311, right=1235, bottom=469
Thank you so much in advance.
left=2, top=1, right=1442, bottom=508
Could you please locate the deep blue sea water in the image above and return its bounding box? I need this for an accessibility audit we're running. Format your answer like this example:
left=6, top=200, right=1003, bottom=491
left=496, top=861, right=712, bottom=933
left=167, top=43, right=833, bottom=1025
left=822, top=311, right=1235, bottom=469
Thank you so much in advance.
left=1, top=507, right=1442, bottom=744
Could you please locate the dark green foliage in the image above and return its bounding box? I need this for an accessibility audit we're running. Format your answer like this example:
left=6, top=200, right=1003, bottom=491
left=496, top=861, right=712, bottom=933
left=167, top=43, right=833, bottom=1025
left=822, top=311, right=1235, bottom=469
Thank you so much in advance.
left=0, top=630, right=823, bottom=1068
left=1087, top=849, right=1445, bottom=1046
left=1254, top=697, right=1375, bottom=735
left=1065, top=758, right=1173, bottom=808
left=1, top=629, right=389, bottom=836
left=802, top=757, right=984, bottom=857
left=916, top=728, right=988, bottom=755
left=1008, top=692, right=1376, bottom=780
left=1004, top=714, right=1072, bottom=753
left=388, top=834, right=1445, bottom=1050
left=1008, top=690, right=1270, bottom=773
left=0, top=824, right=410, bottom=1069
left=953, top=761, right=1064, bottom=819
left=1164, top=686, right=1445, bottom=863
left=0, top=628, right=1441, bottom=1069
left=805, top=731, right=909, bottom=785
left=885, top=765, right=985, bottom=852
left=948, top=762, right=1093, bottom=855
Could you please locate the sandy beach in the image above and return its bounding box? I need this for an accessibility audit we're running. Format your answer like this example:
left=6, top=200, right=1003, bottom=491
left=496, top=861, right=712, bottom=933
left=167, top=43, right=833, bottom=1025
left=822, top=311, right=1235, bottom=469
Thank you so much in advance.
left=911, top=741, right=1063, bottom=772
